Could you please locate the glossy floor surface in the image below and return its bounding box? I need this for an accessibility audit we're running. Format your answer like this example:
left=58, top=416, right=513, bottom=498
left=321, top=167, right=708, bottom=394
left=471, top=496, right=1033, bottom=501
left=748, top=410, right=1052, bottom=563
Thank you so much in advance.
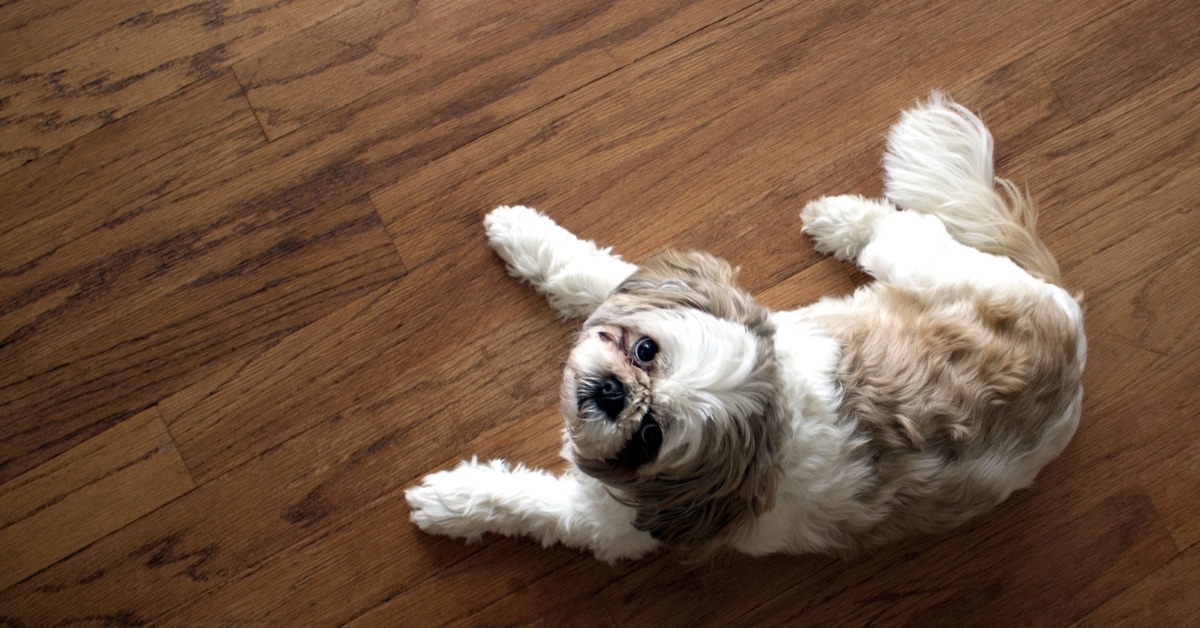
left=2, top=0, right=1198, bottom=625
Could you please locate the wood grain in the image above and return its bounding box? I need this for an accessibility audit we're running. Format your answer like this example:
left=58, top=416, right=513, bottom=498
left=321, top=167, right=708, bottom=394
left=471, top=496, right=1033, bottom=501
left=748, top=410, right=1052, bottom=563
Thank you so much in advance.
left=1142, top=405, right=1200, bottom=551
left=0, top=71, right=264, bottom=289
left=1076, top=542, right=1200, bottom=626
left=0, top=0, right=366, bottom=174
left=232, top=0, right=754, bottom=142
left=0, top=0, right=1198, bottom=624
left=0, top=407, right=193, bottom=591
left=372, top=0, right=1127, bottom=278
left=232, top=0, right=525, bottom=141
left=0, top=184, right=404, bottom=484
left=1037, top=0, right=1200, bottom=124
left=0, top=0, right=180, bottom=77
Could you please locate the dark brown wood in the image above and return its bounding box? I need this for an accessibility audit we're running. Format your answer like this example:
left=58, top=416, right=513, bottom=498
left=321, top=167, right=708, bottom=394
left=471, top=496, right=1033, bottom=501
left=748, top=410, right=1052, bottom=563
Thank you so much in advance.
left=1, top=0, right=1197, bottom=624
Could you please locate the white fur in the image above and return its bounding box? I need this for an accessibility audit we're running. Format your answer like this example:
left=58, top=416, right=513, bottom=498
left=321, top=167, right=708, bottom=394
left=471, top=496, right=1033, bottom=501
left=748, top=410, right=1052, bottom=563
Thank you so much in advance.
left=406, top=96, right=1086, bottom=562
left=406, top=458, right=658, bottom=562
left=562, top=308, right=764, bottom=465
left=484, top=206, right=637, bottom=318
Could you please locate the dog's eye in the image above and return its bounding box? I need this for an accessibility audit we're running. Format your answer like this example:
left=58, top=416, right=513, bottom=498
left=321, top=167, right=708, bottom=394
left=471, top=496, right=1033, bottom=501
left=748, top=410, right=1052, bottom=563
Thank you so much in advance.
left=639, top=421, right=662, bottom=449
left=633, top=337, right=658, bottom=364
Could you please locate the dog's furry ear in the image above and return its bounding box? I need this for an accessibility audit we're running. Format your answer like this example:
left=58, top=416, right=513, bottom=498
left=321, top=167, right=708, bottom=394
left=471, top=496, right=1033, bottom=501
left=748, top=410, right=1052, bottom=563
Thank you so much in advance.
left=626, top=395, right=786, bottom=559
left=612, top=250, right=772, bottom=334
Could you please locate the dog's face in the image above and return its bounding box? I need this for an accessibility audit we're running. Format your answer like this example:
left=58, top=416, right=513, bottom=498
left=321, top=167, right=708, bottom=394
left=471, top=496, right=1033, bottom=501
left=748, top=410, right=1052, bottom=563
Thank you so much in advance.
left=560, top=250, right=788, bottom=554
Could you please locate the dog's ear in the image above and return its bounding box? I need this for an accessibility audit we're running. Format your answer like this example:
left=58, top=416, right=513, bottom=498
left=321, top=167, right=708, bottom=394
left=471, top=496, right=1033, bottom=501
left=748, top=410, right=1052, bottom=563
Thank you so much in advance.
left=572, top=382, right=786, bottom=559
left=612, top=250, right=772, bottom=335
left=626, top=396, right=787, bottom=559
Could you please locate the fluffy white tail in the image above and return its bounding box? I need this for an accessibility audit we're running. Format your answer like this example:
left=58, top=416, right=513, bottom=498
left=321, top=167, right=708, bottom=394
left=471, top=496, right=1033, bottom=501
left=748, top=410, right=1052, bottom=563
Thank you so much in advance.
left=883, top=93, right=1062, bottom=285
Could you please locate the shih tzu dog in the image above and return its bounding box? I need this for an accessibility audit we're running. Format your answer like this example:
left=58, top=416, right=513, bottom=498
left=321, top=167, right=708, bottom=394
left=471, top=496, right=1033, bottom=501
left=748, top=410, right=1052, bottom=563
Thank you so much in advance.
left=405, top=94, right=1086, bottom=563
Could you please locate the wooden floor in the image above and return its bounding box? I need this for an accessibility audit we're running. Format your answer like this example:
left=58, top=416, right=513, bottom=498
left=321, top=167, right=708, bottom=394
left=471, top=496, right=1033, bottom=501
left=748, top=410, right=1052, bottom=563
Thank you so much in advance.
left=2, top=0, right=1198, bottom=625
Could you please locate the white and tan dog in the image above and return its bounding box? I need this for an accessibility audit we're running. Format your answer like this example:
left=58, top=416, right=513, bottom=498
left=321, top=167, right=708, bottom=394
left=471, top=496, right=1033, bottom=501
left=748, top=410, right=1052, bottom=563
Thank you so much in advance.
left=405, top=94, right=1086, bottom=563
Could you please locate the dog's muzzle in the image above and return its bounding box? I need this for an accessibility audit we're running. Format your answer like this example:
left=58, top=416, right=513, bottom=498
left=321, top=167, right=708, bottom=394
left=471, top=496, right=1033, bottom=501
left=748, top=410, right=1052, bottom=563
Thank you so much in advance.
left=580, top=374, right=626, bottom=420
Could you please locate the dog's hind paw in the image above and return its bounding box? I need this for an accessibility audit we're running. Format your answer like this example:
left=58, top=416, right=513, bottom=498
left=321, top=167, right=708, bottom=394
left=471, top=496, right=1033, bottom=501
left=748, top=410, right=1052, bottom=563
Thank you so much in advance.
left=800, top=195, right=896, bottom=261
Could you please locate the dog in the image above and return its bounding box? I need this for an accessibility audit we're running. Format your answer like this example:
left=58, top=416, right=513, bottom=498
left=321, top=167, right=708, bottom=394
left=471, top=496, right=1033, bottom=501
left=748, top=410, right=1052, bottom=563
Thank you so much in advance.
left=405, top=94, right=1086, bottom=563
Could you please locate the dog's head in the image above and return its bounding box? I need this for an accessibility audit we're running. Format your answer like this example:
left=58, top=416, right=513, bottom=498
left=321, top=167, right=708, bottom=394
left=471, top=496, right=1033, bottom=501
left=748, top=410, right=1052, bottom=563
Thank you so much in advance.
left=561, top=250, right=788, bottom=556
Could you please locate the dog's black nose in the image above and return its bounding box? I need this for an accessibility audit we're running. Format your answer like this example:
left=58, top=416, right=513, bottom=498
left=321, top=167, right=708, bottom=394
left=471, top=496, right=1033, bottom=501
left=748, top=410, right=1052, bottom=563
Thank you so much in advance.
left=593, top=375, right=626, bottom=420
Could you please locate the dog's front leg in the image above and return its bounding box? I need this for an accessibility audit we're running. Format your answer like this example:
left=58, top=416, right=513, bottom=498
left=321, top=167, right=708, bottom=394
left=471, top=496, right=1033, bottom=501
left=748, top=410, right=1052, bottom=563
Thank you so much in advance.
left=406, top=458, right=659, bottom=563
left=484, top=206, right=637, bottom=318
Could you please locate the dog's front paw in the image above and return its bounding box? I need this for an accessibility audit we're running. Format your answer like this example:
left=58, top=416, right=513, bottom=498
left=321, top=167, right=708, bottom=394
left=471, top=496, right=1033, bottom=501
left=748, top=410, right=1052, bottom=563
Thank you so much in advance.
left=800, top=195, right=896, bottom=261
left=406, top=461, right=497, bottom=541
left=484, top=205, right=547, bottom=245
left=483, top=205, right=559, bottom=282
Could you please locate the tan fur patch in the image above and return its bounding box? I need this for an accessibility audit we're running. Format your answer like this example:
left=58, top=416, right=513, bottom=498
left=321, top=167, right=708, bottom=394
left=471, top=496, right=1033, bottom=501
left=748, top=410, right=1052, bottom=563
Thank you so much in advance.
left=818, top=283, right=1083, bottom=549
left=608, top=250, right=774, bottom=337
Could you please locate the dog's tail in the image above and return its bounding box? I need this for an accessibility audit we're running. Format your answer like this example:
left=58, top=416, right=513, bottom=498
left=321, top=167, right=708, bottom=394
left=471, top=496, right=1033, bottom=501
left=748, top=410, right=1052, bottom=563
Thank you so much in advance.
left=883, top=92, right=1063, bottom=286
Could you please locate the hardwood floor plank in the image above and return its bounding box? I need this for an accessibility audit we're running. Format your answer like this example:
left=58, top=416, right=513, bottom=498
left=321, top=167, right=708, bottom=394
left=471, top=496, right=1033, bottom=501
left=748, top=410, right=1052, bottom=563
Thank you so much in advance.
left=163, top=488, right=622, bottom=627
left=595, top=479, right=1175, bottom=626
left=156, top=491, right=484, bottom=626
left=162, top=387, right=610, bottom=625
left=158, top=242, right=567, bottom=484
left=347, top=542, right=625, bottom=628
left=0, top=71, right=264, bottom=300
left=0, top=246, right=581, bottom=624
left=1028, top=57, right=1200, bottom=355
left=233, top=35, right=396, bottom=141
left=1079, top=199, right=1199, bottom=356
left=0, top=407, right=194, bottom=592
left=1141, top=400, right=1200, bottom=551
left=0, top=0, right=190, bottom=77
left=753, top=254, right=856, bottom=312
left=0, top=0, right=367, bottom=174
left=7, top=0, right=726, bottom=486
left=952, top=54, right=1076, bottom=172
left=1072, top=338, right=1200, bottom=553
left=0, top=405, right=417, bottom=622
left=1063, top=331, right=1198, bottom=502
left=1, top=0, right=1198, bottom=623
left=0, top=187, right=404, bottom=484
left=305, top=0, right=517, bottom=50
left=566, top=0, right=760, bottom=66
left=372, top=0, right=1126, bottom=279
left=1029, top=62, right=1200, bottom=238
left=1038, top=0, right=1200, bottom=124
left=233, top=0, right=524, bottom=141
left=1074, top=542, right=1200, bottom=626
left=226, top=0, right=751, bottom=143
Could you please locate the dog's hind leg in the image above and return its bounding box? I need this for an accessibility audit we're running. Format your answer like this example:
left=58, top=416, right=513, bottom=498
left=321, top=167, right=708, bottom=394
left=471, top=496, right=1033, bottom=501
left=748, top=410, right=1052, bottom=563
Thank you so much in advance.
left=406, top=458, right=659, bottom=563
left=882, top=93, right=1062, bottom=285
left=799, top=194, right=897, bottom=263
left=801, top=195, right=1039, bottom=292
left=485, top=206, right=637, bottom=318
left=855, top=209, right=1040, bottom=291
